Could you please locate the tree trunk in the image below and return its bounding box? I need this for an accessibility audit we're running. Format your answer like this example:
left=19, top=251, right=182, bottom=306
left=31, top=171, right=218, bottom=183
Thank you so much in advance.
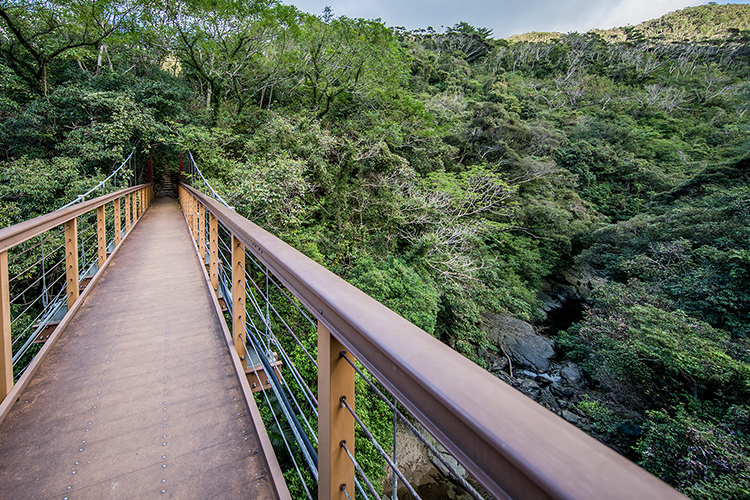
left=96, top=44, right=105, bottom=75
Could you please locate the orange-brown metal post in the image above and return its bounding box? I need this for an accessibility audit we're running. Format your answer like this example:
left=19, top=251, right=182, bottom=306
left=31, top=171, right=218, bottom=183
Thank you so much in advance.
left=318, top=323, right=355, bottom=500
left=0, top=251, right=13, bottom=399
left=186, top=194, right=192, bottom=236
left=209, top=212, right=219, bottom=295
left=114, top=198, right=121, bottom=246
left=125, top=194, right=131, bottom=233
left=65, top=218, right=79, bottom=309
left=96, top=204, right=106, bottom=269
left=129, top=193, right=135, bottom=225
left=232, top=235, right=246, bottom=359
left=191, top=196, right=198, bottom=244
left=198, top=203, right=206, bottom=261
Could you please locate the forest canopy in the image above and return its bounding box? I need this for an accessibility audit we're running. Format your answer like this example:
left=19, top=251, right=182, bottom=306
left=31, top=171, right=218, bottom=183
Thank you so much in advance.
left=2, top=1, right=750, bottom=497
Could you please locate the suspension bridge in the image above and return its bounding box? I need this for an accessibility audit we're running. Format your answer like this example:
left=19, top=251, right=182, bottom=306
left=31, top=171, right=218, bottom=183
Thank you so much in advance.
left=0, top=154, right=685, bottom=499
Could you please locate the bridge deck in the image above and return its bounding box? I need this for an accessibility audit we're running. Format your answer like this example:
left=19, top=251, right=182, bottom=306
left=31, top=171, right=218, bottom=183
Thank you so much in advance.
left=0, top=199, right=279, bottom=499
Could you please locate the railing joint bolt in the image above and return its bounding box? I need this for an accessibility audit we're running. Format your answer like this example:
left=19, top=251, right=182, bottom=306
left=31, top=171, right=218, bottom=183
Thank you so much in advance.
left=339, top=483, right=347, bottom=492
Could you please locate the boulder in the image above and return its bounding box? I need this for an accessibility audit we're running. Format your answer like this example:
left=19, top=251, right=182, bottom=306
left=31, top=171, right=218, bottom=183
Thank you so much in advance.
left=537, top=291, right=562, bottom=313
left=560, top=362, right=583, bottom=385
left=561, top=410, right=580, bottom=425
left=482, top=313, right=555, bottom=372
left=384, top=421, right=474, bottom=500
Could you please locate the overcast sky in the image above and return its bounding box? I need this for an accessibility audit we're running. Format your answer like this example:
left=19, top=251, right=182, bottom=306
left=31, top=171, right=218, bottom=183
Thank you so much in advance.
left=283, top=0, right=750, bottom=38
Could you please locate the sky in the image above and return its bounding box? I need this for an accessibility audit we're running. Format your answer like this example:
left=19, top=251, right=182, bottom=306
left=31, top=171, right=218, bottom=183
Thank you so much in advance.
left=283, top=0, right=750, bottom=38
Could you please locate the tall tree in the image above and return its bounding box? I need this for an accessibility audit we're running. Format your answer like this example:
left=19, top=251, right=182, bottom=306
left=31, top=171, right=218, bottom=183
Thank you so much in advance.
left=0, top=0, right=133, bottom=95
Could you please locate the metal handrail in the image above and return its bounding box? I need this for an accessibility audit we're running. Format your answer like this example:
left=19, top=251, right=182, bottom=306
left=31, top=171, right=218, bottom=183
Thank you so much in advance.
left=0, top=184, right=152, bottom=253
left=180, top=184, right=685, bottom=500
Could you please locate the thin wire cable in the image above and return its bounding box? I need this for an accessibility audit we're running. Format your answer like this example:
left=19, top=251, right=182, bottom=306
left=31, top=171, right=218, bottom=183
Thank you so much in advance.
left=245, top=251, right=318, bottom=331
left=58, top=148, right=136, bottom=210
left=9, top=271, right=48, bottom=307
left=10, top=267, right=67, bottom=331
left=245, top=270, right=318, bottom=410
left=243, top=327, right=316, bottom=499
left=340, top=353, right=484, bottom=500
left=243, top=279, right=318, bottom=411
left=9, top=239, right=43, bottom=261
left=242, top=290, right=318, bottom=433
left=340, top=396, right=422, bottom=499
left=244, top=311, right=318, bottom=443
left=341, top=440, right=384, bottom=500
left=238, top=289, right=318, bottom=477
left=187, top=151, right=231, bottom=207
left=9, top=238, right=64, bottom=284
left=243, top=254, right=317, bottom=367
left=10, top=286, right=48, bottom=325
left=12, top=281, right=66, bottom=357
left=342, top=485, right=354, bottom=500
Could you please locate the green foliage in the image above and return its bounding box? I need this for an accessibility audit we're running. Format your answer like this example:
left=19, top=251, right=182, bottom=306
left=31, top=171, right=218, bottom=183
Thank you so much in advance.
left=577, top=397, right=618, bottom=434
left=580, top=166, right=750, bottom=338
left=346, top=256, right=439, bottom=335
left=560, top=282, right=750, bottom=408
left=0, top=156, right=91, bottom=221
left=3, top=2, right=750, bottom=497
left=637, top=408, right=750, bottom=499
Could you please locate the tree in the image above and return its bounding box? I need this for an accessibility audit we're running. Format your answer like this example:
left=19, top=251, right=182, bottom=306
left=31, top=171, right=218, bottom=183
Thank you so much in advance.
left=293, top=9, right=405, bottom=118
left=0, top=0, right=134, bottom=95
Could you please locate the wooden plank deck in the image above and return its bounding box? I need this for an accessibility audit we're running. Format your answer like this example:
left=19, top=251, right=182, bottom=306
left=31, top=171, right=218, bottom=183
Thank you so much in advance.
left=0, top=198, right=282, bottom=499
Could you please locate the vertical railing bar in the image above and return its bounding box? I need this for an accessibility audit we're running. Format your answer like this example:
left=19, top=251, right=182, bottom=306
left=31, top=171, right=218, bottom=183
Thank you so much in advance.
left=232, top=235, right=247, bottom=361
left=209, top=212, right=219, bottom=296
left=96, top=204, right=106, bottom=270
left=114, top=197, right=122, bottom=246
left=41, top=239, right=48, bottom=308
left=0, top=251, right=12, bottom=399
left=65, top=218, right=79, bottom=310
left=319, top=323, right=355, bottom=499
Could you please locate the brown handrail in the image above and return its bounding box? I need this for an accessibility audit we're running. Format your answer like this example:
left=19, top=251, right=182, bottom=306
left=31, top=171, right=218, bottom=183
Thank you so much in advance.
left=0, top=184, right=152, bottom=253
left=181, top=184, right=685, bottom=500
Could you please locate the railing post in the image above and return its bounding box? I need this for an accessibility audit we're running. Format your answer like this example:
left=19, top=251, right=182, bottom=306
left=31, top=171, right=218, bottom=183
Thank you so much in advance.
left=125, top=193, right=131, bottom=233
left=198, top=203, right=206, bottom=262
left=318, top=323, right=355, bottom=500
left=191, top=196, right=198, bottom=245
left=186, top=194, right=192, bottom=236
left=209, top=212, right=219, bottom=295
left=114, top=197, right=122, bottom=246
left=65, top=218, right=79, bottom=309
left=0, top=251, right=12, bottom=399
left=96, top=204, right=106, bottom=269
left=131, top=192, right=135, bottom=226
left=232, top=235, right=246, bottom=359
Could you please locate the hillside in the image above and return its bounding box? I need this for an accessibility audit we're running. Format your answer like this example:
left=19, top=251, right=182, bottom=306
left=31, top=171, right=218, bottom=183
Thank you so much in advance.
left=595, top=3, right=750, bottom=42
left=506, top=3, right=750, bottom=43
left=1, top=1, right=750, bottom=498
